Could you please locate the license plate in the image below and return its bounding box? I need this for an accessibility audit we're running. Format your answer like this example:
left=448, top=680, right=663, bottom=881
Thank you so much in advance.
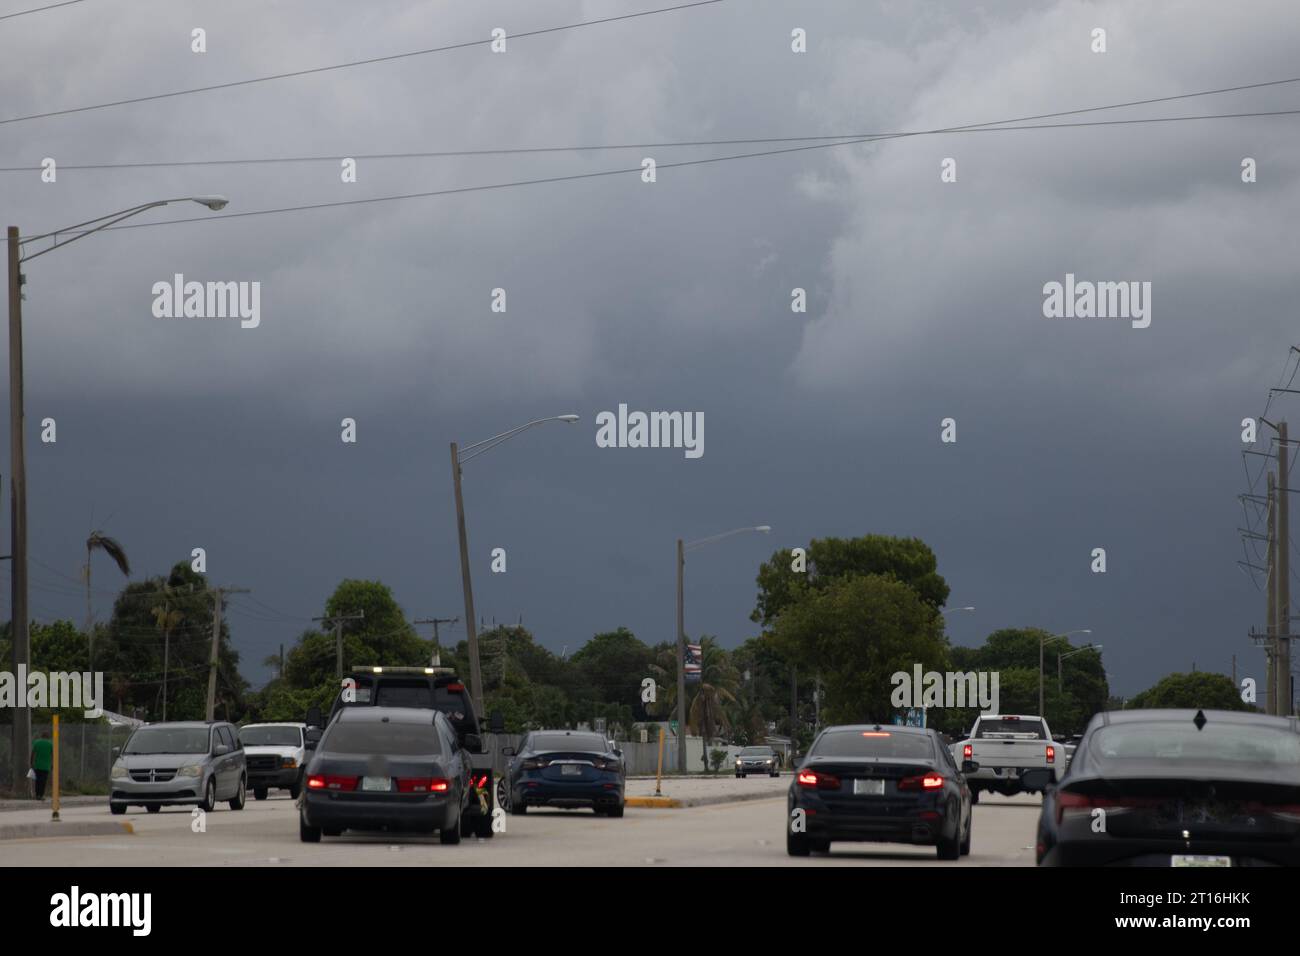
left=1171, top=855, right=1231, bottom=867
left=853, top=778, right=885, bottom=796
left=361, top=776, right=391, bottom=792
left=561, top=764, right=582, bottom=776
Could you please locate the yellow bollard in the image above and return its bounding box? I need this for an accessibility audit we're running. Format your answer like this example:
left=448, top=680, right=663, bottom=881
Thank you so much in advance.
left=51, top=715, right=61, bottom=821
left=655, top=726, right=665, bottom=795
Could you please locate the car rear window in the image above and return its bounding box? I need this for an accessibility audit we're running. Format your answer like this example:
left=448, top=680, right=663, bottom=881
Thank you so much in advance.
left=811, top=731, right=934, bottom=759
left=1091, top=723, right=1300, bottom=767
left=975, top=718, right=1046, bottom=739
left=532, top=733, right=606, bottom=753
left=324, top=720, right=444, bottom=756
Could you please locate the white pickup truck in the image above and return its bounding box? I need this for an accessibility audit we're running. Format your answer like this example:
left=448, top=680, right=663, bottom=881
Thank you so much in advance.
left=949, top=714, right=1059, bottom=802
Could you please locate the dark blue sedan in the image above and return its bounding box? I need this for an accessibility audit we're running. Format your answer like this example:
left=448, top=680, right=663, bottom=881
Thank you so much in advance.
left=503, top=730, right=626, bottom=817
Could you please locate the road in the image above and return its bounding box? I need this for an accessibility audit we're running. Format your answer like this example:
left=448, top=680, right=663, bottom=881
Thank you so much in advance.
left=0, top=784, right=1042, bottom=866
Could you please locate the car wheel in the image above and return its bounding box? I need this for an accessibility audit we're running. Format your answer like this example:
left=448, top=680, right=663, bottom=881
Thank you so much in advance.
left=969, top=788, right=980, bottom=804
left=299, top=813, right=321, bottom=843
left=734, top=772, right=741, bottom=778
left=510, top=798, right=528, bottom=815
left=496, top=777, right=510, bottom=811
left=440, top=814, right=462, bottom=845
left=770, top=771, right=779, bottom=777
left=228, top=776, right=246, bottom=811
left=607, top=803, right=625, bottom=818
left=936, top=808, right=962, bottom=860
left=253, top=787, right=268, bottom=801
left=109, top=803, right=126, bottom=816
left=199, top=778, right=216, bottom=813
left=146, top=804, right=161, bottom=814
left=960, top=815, right=972, bottom=856
left=786, top=829, right=811, bottom=857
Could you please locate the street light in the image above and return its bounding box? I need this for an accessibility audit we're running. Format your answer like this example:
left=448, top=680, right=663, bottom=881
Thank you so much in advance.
left=1057, top=643, right=1102, bottom=694
left=942, top=606, right=976, bottom=615
left=676, top=525, right=770, bottom=772
left=451, top=414, right=579, bottom=716
left=7, top=196, right=229, bottom=794
left=1039, top=629, right=1091, bottom=715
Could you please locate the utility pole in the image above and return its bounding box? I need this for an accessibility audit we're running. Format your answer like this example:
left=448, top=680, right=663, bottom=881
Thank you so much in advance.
left=279, top=643, right=285, bottom=679
left=1268, top=471, right=1278, bottom=714
left=8, top=225, right=30, bottom=796
left=313, top=610, right=364, bottom=679
left=790, top=665, right=797, bottom=759
left=415, top=617, right=457, bottom=667
left=1278, top=421, right=1291, bottom=715
left=206, top=585, right=249, bottom=721
left=451, top=442, right=485, bottom=719
left=676, top=538, right=686, bottom=773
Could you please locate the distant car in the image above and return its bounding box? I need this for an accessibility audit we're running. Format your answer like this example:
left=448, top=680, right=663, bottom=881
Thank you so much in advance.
left=788, top=724, right=973, bottom=860
left=110, top=721, right=246, bottom=815
left=735, top=745, right=780, bottom=777
left=1035, top=708, right=1300, bottom=867
left=502, top=730, right=626, bottom=817
left=298, top=706, right=473, bottom=844
left=240, top=722, right=307, bottom=800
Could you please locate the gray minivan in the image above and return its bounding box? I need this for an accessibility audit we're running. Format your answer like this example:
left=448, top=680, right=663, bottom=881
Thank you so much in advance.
left=109, top=721, right=246, bottom=815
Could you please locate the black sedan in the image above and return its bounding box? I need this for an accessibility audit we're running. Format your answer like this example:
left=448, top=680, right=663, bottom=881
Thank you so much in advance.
left=298, top=706, right=472, bottom=843
left=502, top=730, right=626, bottom=817
left=1035, top=708, right=1300, bottom=867
left=788, top=724, right=974, bottom=859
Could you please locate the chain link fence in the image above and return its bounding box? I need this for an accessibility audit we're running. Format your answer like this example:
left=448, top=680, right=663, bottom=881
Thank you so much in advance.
left=0, top=723, right=134, bottom=796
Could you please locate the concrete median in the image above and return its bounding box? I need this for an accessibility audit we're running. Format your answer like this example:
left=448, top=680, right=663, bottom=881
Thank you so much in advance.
left=0, top=820, right=133, bottom=841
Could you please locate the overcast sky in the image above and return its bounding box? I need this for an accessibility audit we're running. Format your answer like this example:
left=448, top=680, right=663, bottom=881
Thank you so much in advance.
left=2, top=0, right=1298, bottom=695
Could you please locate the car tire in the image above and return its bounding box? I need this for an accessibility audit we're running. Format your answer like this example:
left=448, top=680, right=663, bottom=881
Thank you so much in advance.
left=969, top=788, right=980, bottom=804
left=786, top=829, right=811, bottom=857
left=607, top=803, right=625, bottom=818
left=770, top=771, right=779, bottom=778
left=960, top=815, right=972, bottom=856
left=936, top=809, right=962, bottom=860
left=253, top=787, right=268, bottom=801
left=510, top=798, right=528, bottom=815
left=440, top=815, right=462, bottom=845
left=228, top=776, right=246, bottom=811
left=734, top=772, right=741, bottom=778
left=199, top=778, right=217, bottom=813
left=109, top=802, right=126, bottom=816
left=299, top=813, right=321, bottom=843
left=146, top=804, right=161, bottom=814
left=289, top=780, right=302, bottom=800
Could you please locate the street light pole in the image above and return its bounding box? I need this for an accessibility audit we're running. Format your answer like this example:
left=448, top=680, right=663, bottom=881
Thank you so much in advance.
left=1039, top=629, right=1091, bottom=716
left=675, top=525, right=770, bottom=773
left=8, top=197, right=228, bottom=795
left=450, top=415, right=579, bottom=718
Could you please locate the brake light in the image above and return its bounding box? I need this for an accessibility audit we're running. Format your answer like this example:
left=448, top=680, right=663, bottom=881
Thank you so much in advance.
left=1046, top=745, right=1056, bottom=764
left=447, top=683, right=465, bottom=692
left=522, top=757, right=548, bottom=770
left=397, top=777, right=449, bottom=793
left=1055, top=791, right=1162, bottom=824
left=306, top=774, right=358, bottom=791
left=899, top=773, right=945, bottom=791
left=475, top=775, right=489, bottom=789
left=797, top=770, right=841, bottom=790
left=861, top=732, right=891, bottom=737
left=963, top=744, right=972, bottom=760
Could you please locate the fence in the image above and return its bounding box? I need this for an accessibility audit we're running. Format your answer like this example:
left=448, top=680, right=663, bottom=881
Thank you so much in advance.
left=0, top=723, right=134, bottom=795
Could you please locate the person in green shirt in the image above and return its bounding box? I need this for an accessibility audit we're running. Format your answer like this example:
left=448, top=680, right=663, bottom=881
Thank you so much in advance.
left=30, top=730, right=53, bottom=799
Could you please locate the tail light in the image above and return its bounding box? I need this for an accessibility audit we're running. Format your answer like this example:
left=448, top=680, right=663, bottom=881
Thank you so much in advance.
left=592, top=758, right=622, bottom=772
left=797, top=770, right=841, bottom=791
left=1046, top=745, right=1056, bottom=764
left=522, top=757, right=548, bottom=770
left=474, top=775, right=489, bottom=789
left=306, top=774, right=358, bottom=791
left=397, top=777, right=449, bottom=794
left=446, top=683, right=465, bottom=692
left=898, top=773, right=946, bottom=791
left=1055, top=791, right=1162, bottom=824
left=962, top=744, right=972, bottom=760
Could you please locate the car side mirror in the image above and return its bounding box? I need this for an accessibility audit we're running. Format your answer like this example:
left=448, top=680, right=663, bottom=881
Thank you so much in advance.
left=112, top=746, right=121, bottom=758
left=613, top=748, right=623, bottom=757
left=962, top=760, right=980, bottom=774
left=501, top=746, right=516, bottom=757
left=463, top=733, right=483, bottom=753
left=214, top=744, right=230, bottom=756
left=304, top=728, right=322, bottom=751
left=489, top=710, right=505, bottom=734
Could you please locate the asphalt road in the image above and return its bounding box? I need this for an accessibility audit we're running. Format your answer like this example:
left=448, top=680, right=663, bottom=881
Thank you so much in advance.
left=0, top=784, right=1042, bottom=866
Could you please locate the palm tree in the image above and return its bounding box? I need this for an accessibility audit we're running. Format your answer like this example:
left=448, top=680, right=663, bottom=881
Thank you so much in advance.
left=687, top=637, right=740, bottom=767
left=85, top=531, right=130, bottom=669
left=151, top=601, right=183, bottom=721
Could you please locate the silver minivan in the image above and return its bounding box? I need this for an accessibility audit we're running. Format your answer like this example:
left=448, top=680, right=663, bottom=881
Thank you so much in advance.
left=109, top=721, right=246, bottom=815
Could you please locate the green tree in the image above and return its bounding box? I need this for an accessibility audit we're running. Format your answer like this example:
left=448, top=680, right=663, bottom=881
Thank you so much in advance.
left=771, top=575, right=947, bottom=724
left=1127, top=672, right=1248, bottom=711
left=569, top=627, right=654, bottom=714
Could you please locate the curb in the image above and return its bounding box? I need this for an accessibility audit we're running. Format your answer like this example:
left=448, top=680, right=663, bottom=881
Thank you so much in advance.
left=627, top=790, right=785, bottom=809
left=0, top=796, right=107, bottom=813
left=0, top=820, right=134, bottom=841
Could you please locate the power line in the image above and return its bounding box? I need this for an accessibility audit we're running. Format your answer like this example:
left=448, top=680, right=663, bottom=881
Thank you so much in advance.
left=31, top=109, right=1300, bottom=239
left=7, top=108, right=1299, bottom=175
left=0, top=0, right=89, bottom=21
left=0, top=0, right=727, bottom=127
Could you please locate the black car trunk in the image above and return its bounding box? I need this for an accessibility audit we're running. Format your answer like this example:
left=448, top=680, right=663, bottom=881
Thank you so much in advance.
left=805, top=758, right=940, bottom=808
